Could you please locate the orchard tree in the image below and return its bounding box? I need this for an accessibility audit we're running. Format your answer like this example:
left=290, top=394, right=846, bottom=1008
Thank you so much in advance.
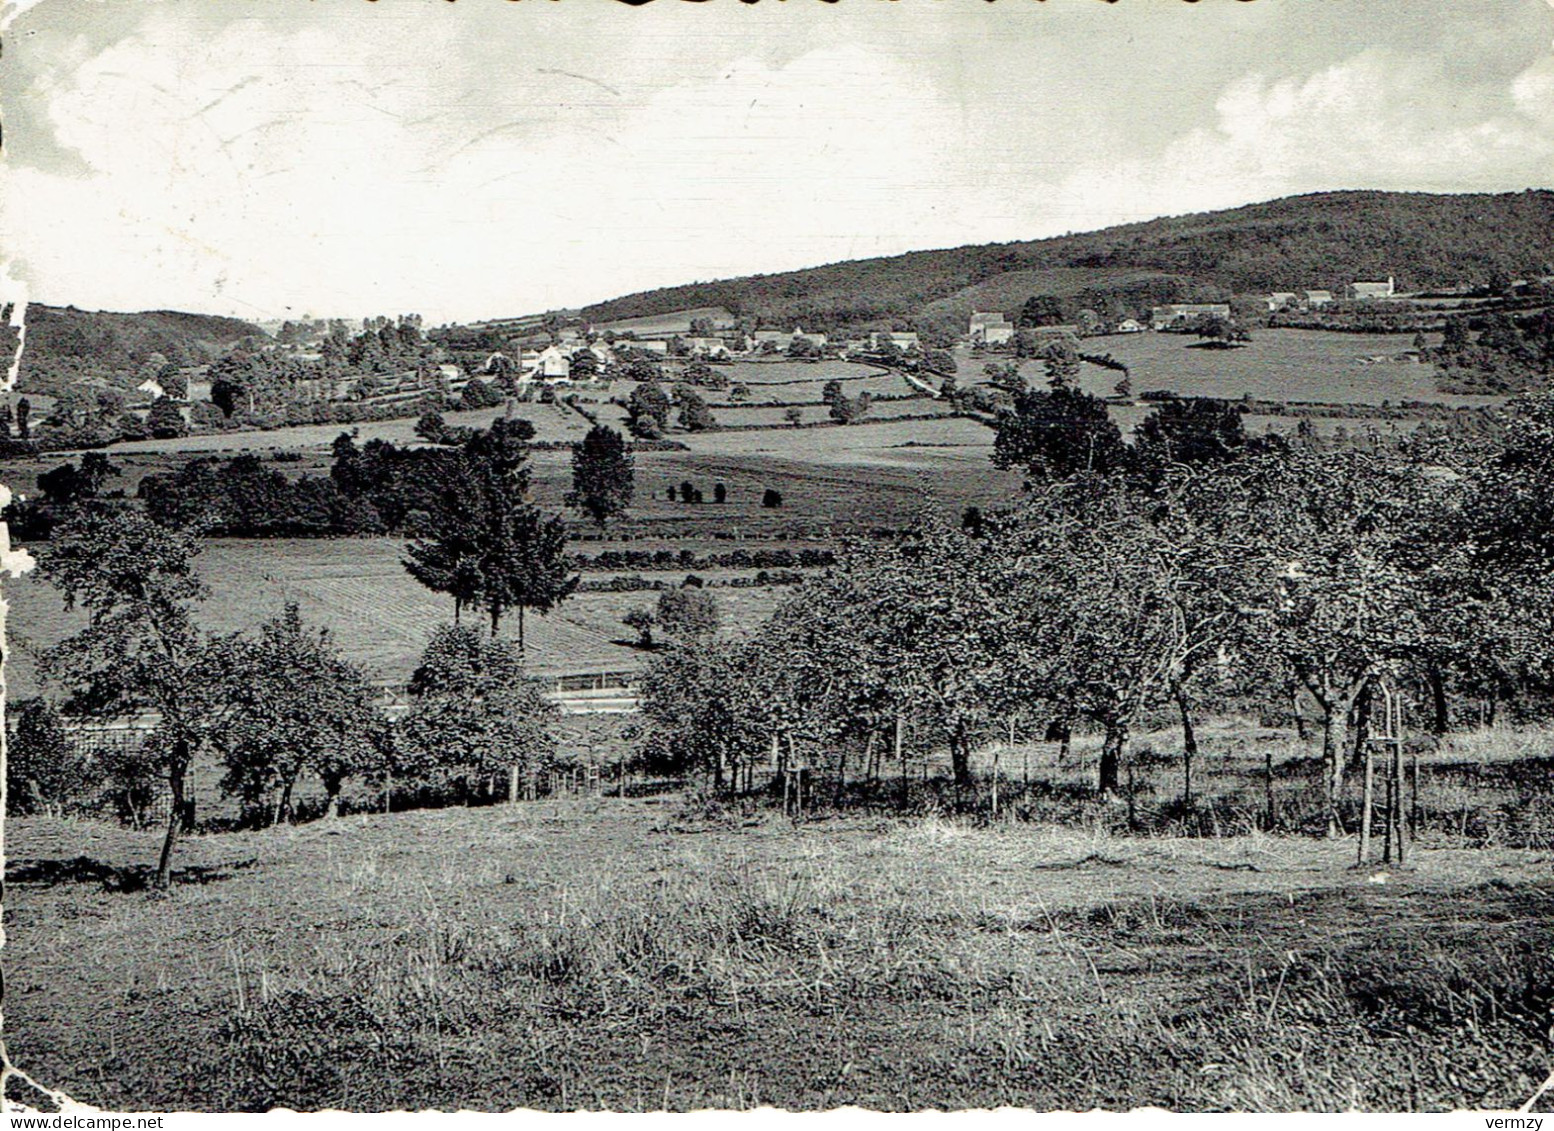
left=1209, top=448, right=1455, bottom=834
left=214, top=603, right=380, bottom=824
left=399, top=625, right=558, bottom=800
left=567, top=424, right=634, bottom=528
left=40, top=511, right=234, bottom=888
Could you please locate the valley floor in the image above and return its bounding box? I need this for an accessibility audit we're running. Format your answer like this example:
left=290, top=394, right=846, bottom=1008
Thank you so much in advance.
left=5, top=798, right=1552, bottom=1112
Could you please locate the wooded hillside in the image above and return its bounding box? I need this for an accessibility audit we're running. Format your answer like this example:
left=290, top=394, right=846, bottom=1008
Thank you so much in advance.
left=580, top=190, right=1554, bottom=331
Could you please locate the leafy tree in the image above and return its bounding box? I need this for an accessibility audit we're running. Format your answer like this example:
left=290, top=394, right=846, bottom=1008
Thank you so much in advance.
left=7, top=698, right=93, bottom=816
left=16, top=397, right=30, bottom=439
left=399, top=625, right=558, bottom=800
left=0, top=401, right=12, bottom=438
left=627, top=383, right=671, bottom=438
left=762, top=488, right=783, bottom=508
left=656, top=587, right=719, bottom=640
left=404, top=421, right=574, bottom=641
left=214, top=604, right=380, bottom=823
left=209, top=377, right=244, bottom=418
left=993, top=383, right=1131, bottom=480
left=1019, top=295, right=1066, bottom=328
left=924, top=348, right=956, bottom=376
left=821, top=379, right=844, bottom=406
left=146, top=396, right=186, bottom=439
left=713, top=482, right=727, bottom=503
left=624, top=606, right=656, bottom=649
left=677, top=389, right=716, bottom=432
left=415, top=411, right=448, bottom=443
left=1134, top=398, right=1247, bottom=480
left=567, top=425, right=634, bottom=528
left=785, top=407, right=804, bottom=427
left=637, top=638, right=766, bottom=788
left=1207, top=448, right=1456, bottom=834
left=40, top=511, right=233, bottom=888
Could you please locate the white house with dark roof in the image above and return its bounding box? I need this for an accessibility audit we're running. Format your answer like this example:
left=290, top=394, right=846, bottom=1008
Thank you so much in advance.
left=1348, top=277, right=1396, bottom=300
left=968, top=311, right=1014, bottom=345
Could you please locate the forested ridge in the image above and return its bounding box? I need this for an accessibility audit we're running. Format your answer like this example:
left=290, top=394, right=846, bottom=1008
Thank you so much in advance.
left=581, top=190, right=1554, bottom=331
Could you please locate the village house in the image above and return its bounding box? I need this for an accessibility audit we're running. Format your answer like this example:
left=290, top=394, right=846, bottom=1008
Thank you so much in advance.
left=1149, top=304, right=1232, bottom=330
left=968, top=311, right=1014, bottom=345
left=1266, top=292, right=1298, bottom=312
left=791, top=326, right=828, bottom=348
left=634, top=339, right=670, bottom=356
left=1303, top=290, right=1334, bottom=308
left=752, top=329, right=790, bottom=350
left=684, top=337, right=730, bottom=358
left=522, top=344, right=571, bottom=381
left=1348, top=276, right=1396, bottom=300
left=1115, top=318, right=1145, bottom=334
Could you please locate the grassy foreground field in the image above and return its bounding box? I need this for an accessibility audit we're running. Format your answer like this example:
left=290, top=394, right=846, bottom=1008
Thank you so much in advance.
left=4, top=797, right=1551, bottom=1112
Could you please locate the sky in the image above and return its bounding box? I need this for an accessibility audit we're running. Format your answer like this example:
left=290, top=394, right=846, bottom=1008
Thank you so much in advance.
left=1, top=0, right=1553, bottom=326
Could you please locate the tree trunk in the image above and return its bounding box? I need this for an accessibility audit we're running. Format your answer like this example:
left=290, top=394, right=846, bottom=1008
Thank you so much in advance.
left=1426, top=665, right=1449, bottom=735
left=491, top=602, right=502, bottom=638
left=1290, top=683, right=1309, bottom=741
left=326, top=790, right=341, bottom=819
left=517, top=604, right=526, bottom=652
left=1348, top=680, right=1373, bottom=774
left=951, top=720, right=972, bottom=790
left=1174, top=682, right=1198, bottom=803
left=1321, top=700, right=1351, bottom=838
left=155, top=743, right=190, bottom=891
left=1098, top=722, right=1126, bottom=795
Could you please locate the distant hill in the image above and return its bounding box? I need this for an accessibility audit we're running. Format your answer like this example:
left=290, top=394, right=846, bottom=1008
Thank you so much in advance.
left=13, top=303, right=264, bottom=388
left=578, top=190, right=1554, bottom=334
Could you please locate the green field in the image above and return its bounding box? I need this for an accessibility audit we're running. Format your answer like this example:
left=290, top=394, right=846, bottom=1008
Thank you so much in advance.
left=4, top=539, right=799, bottom=695
left=1056, top=328, right=1497, bottom=407
left=103, top=400, right=592, bottom=455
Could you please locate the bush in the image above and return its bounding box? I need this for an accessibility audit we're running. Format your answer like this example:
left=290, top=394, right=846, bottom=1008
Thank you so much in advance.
left=6, top=699, right=94, bottom=816
left=762, top=488, right=783, bottom=508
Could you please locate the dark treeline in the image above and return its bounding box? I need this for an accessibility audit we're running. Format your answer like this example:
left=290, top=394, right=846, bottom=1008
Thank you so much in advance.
left=572, top=547, right=835, bottom=572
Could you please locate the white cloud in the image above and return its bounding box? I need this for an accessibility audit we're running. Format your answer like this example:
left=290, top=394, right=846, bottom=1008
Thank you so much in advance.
left=1, top=6, right=1551, bottom=323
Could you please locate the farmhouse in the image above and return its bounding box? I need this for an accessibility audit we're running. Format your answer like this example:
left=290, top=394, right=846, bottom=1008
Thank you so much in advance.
left=791, top=326, right=828, bottom=348
left=752, top=329, right=790, bottom=350
left=522, top=344, right=571, bottom=380
left=1266, top=292, right=1298, bottom=312
left=1304, top=290, right=1334, bottom=308
left=1115, top=318, right=1145, bottom=334
left=634, top=339, right=670, bottom=356
left=1348, top=276, right=1396, bottom=300
left=968, top=311, right=1014, bottom=345
left=1150, top=304, right=1231, bottom=330
left=684, top=337, right=730, bottom=358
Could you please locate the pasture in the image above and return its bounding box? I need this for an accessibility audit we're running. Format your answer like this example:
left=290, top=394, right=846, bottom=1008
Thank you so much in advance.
left=102, top=400, right=592, bottom=455
left=1057, top=328, right=1497, bottom=407
left=2, top=538, right=733, bottom=693
left=5, top=730, right=1552, bottom=1112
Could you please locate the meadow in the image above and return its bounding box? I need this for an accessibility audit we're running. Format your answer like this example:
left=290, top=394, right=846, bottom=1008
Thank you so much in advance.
left=5, top=716, right=1552, bottom=1112
left=1055, top=327, right=1500, bottom=407
left=2, top=538, right=735, bottom=693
